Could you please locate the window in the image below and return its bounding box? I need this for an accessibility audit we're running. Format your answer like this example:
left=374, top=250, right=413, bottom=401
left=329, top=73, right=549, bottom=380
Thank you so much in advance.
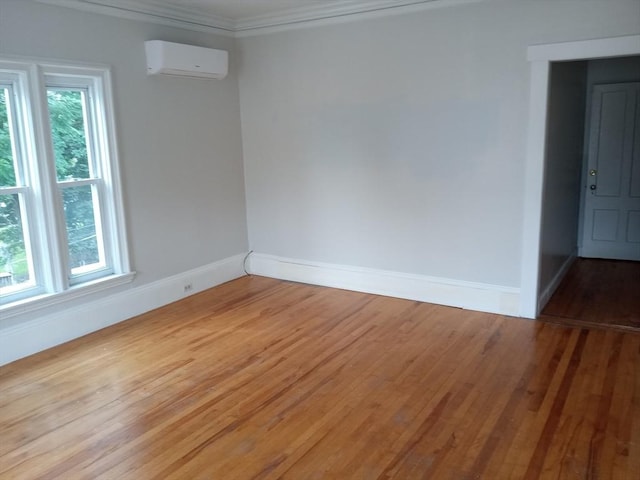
left=0, top=60, right=131, bottom=313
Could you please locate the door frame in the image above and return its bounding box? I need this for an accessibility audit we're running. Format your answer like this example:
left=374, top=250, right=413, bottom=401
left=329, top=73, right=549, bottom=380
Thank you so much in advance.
left=519, top=35, right=640, bottom=319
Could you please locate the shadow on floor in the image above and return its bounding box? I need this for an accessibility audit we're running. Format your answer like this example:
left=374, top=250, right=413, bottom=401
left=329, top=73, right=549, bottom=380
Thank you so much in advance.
left=541, top=258, right=640, bottom=332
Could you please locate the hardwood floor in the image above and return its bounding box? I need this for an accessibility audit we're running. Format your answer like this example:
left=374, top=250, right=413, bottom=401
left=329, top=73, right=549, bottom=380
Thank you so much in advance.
left=541, top=258, right=640, bottom=331
left=1, top=276, right=639, bottom=479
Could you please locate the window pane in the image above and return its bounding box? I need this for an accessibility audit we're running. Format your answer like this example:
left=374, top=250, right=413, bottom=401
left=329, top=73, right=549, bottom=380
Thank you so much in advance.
left=62, top=185, right=105, bottom=275
left=47, top=89, right=91, bottom=181
left=0, top=88, right=17, bottom=187
left=0, top=193, right=34, bottom=293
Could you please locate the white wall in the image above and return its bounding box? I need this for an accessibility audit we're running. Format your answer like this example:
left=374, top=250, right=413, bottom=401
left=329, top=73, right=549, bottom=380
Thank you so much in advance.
left=238, top=0, right=640, bottom=293
left=0, top=0, right=248, bottom=363
left=538, top=61, right=587, bottom=307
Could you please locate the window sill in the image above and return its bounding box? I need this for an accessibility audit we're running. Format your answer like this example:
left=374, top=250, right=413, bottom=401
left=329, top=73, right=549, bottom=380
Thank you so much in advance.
left=0, top=272, right=136, bottom=321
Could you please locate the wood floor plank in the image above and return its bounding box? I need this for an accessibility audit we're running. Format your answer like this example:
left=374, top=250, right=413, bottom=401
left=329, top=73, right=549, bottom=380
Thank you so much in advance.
left=1, top=275, right=639, bottom=479
left=542, top=259, right=640, bottom=330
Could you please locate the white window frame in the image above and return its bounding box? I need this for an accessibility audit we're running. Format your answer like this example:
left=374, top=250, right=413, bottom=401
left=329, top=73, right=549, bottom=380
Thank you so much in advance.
left=0, top=58, right=133, bottom=317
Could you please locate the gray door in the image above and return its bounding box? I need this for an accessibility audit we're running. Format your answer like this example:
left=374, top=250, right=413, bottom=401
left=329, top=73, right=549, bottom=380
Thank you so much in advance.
left=580, top=82, right=640, bottom=261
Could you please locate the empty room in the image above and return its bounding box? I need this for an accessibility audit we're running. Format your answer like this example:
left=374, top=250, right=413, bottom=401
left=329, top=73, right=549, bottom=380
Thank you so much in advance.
left=1, top=0, right=639, bottom=478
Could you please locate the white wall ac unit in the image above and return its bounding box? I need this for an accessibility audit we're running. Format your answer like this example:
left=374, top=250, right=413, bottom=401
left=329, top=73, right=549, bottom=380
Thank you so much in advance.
left=145, top=40, right=228, bottom=79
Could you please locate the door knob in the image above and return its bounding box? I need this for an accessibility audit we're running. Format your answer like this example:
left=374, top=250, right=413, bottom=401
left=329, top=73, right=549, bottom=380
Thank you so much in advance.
left=590, top=185, right=596, bottom=190
left=589, top=169, right=597, bottom=176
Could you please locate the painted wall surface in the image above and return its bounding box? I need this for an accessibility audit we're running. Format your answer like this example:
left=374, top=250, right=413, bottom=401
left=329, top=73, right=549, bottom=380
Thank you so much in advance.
left=538, top=61, right=587, bottom=298
left=238, top=0, right=640, bottom=287
left=0, top=0, right=248, bottom=327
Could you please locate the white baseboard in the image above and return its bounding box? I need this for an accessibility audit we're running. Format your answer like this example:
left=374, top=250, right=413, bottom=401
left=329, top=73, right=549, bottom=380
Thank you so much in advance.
left=537, top=251, right=577, bottom=313
left=0, top=253, right=247, bottom=366
left=248, top=253, right=520, bottom=317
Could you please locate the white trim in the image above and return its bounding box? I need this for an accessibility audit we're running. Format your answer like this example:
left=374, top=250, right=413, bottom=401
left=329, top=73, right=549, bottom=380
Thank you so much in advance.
left=36, top=0, right=235, bottom=36
left=0, top=272, right=135, bottom=318
left=520, top=35, right=640, bottom=319
left=537, top=251, right=577, bottom=314
left=234, top=0, right=481, bottom=36
left=96, top=67, right=131, bottom=276
left=528, top=35, right=640, bottom=62
left=36, top=0, right=481, bottom=36
left=0, top=253, right=247, bottom=366
left=249, top=253, right=520, bottom=317
left=0, top=57, right=133, bottom=306
left=520, top=60, right=550, bottom=319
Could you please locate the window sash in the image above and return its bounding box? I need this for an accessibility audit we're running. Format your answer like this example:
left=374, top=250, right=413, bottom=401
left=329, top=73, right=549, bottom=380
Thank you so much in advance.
left=47, top=86, right=99, bottom=182
left=58, top=179, right=111, bottom=283
left=1, top=84, right=20, bottom=188
left=0, top=59, right=131, bottom=312
left=0, top=73, right=45, bottom=304
left=0, top=189, right=38, bottom=300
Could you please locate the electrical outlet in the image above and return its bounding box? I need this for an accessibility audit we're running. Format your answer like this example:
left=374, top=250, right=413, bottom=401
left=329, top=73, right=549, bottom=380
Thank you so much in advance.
left=183, top=283, right=193, bottom=293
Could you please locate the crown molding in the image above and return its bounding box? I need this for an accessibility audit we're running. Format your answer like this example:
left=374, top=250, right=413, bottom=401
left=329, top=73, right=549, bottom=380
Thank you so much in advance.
left=235, top=0, right=439, bottom=31
left=36, top=0, right=481, bottom=36
left=235, top=0, right=482, bottom=37
left=36, top=0, right=236, bottom=36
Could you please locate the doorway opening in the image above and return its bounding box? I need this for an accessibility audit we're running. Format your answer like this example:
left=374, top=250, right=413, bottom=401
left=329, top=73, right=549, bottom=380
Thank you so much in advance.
left=537, top=56, right=640, bottom=330
left=520, top=35, right=640, bottom=320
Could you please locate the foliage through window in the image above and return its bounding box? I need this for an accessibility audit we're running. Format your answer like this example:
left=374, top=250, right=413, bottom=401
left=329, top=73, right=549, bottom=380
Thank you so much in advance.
left=47, top=88, right=105, bottom=276
left=0, top=60, right=130, bottom=309
left=0, top=85, right=34, bottom=292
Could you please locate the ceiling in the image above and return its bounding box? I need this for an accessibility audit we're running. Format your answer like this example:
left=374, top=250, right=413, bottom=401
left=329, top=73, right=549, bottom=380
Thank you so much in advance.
left=38, top=0, right=451, bottom=34
left=159, top=0, right=335, bottom=20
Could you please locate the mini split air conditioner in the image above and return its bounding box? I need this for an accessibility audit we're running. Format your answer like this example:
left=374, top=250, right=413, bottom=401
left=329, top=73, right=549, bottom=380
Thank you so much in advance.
left=145, top=40, right=228, bottom=79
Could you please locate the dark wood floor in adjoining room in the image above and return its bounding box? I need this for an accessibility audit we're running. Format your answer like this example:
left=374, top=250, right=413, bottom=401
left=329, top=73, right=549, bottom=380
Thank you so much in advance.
left=541, top=258, right=640, bottom=331
left=1, top=276, right=639, bottom=479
